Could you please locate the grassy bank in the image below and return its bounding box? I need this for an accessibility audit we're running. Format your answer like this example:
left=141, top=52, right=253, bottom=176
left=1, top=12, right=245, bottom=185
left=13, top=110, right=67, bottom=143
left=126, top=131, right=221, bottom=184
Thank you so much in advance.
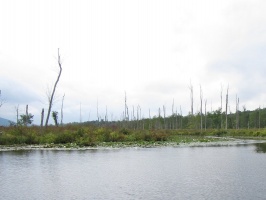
left=0, top=125, right=266, bottom=147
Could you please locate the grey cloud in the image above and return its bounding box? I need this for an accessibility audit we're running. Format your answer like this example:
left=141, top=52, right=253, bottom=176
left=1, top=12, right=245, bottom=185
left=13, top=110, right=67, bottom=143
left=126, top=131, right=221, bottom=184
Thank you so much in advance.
left=144, top=81, right=185, bottom=95
left=209, top=44, right=266, bottom=75
left=208, top=44, right=266, bottom=103
left=0, top=77, right=40, bottom=105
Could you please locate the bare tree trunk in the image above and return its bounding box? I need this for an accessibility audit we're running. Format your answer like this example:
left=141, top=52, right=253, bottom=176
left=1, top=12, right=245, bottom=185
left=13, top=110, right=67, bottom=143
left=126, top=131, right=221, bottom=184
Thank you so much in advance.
left=15, top=104, right=19, bottom=125
left=132, top=106, right=136, bottom=129
left=237, top=97, right=239, bottom=129
left=180, top=106, right=182, bottom=129
left=158, top=107, right=161, bottom=129
left=45, top=48, right=62, bottom=127
left=175, top=108, right=178, bottom=129
left=124, top=91, right=128, bottom=121
left=236, top=95, right=239, bottom=129
left=61, top=94, right=65, bottom=125
left=137, top=105, right=140, bottom=129
left=200, top=85, right=203, bottom=132
left=163, top=105, right=166, bottom=129
left=172, top=99, right=174, bottom=129
left=105, top=106, right=108, bottom=122
left=189, top=82, right=193, bottom=115
left=26, top=105, right=28, bottom=127
left=204, top=100, right=207, bottom=131
left=225, top=85, right=229, bottom=130
left=149, top=108, right=151, bottom=129
left=139, top=106, right=142, bottom=129
left=220, top=84, right=223, bottom=129
left=259, top=106, right=261, bottom=130
left=41, top=108, right=44, bottom=127
left=97, top=99, right=99, bottom=124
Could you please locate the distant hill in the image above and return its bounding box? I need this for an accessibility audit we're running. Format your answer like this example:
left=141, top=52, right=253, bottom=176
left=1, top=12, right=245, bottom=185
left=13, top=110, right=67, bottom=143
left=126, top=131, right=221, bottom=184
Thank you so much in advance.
left=0, top=117, right=12, bottom=126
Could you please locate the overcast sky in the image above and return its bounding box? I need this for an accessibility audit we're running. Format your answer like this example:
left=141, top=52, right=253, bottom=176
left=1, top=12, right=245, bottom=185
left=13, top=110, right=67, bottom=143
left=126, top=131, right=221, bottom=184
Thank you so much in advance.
left=1, top=0, right=266, bottom=124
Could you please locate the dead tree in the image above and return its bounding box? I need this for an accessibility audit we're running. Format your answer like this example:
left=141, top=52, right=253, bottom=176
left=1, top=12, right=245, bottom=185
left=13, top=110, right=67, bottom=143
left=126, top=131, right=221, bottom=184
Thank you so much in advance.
left=220, top=84, right=223, bottom=129
left=105, top=105, right=108, bottom=122
left=61, top=94, right=65, bottom=125
left=200, top=85, right=203, bottom=131
left=172, top=99, right=175, bottom=129
left=41, top=108, right=44, bottom=127
left=163, top=105, right=166, bottom=129
left=180, top=106, right=182, bottom=129
left=26, top=105, right=29, bottom=127
left=175, top=108, right=178, bottom=129
left=149, top=108, right=151, bottom=129
left=158, top=107, right=161, bottom=129
left=15, top=104, right=19, bottom=125
left=97, top=99, right=99, bottom=124
left=204, top=100, right=207, bottom=130
left=225, top=85, right=229, bottom=130
left=124, top=91, right=128, bottom=121
left=45, top=48, right=62, bottom=127
left=259, top=106, right=261, bottom=130
left=189, top=82, right=194, bottom=115
left=236, top=95, right=239, bottom=129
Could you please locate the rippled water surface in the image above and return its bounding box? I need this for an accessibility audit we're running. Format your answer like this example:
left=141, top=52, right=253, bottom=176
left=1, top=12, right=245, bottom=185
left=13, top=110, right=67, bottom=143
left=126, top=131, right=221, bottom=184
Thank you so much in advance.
left=1, top=143, right=266, bottom=200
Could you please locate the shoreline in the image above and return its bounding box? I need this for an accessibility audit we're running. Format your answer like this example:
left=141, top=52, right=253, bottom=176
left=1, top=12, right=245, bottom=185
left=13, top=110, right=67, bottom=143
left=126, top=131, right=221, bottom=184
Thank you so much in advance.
left=1, top=138, right=265, bottom=151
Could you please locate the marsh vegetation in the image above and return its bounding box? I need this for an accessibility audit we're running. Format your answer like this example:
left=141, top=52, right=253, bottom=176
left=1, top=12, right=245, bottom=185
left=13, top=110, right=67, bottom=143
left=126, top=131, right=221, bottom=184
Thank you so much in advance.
left=0, top=124, right=265, bottom=147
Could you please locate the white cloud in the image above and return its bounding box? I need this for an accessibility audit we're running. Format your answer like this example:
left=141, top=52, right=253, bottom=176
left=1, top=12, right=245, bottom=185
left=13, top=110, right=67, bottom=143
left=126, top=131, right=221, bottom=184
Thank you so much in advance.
left=1, top=0, right=266, bottom=123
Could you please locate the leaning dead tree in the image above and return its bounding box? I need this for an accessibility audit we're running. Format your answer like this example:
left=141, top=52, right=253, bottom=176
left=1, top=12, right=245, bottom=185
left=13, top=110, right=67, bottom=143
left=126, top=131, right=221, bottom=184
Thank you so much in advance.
left=45, top=48, right=63, bottom=127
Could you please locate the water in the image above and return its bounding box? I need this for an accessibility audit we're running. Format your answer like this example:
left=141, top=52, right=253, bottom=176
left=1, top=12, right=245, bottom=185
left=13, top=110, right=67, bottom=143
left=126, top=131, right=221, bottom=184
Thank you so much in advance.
left=1, top=143, right=266, bottom=200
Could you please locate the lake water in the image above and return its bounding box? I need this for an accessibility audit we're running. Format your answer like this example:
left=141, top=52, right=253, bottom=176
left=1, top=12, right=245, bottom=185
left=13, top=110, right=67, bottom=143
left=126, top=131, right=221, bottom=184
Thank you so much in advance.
left=1, top=142, right=266, bottom=200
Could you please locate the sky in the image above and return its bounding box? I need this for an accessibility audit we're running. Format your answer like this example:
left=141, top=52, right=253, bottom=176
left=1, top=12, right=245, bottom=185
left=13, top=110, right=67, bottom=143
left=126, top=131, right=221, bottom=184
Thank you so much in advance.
left=1, top=0, right=266, bottom=124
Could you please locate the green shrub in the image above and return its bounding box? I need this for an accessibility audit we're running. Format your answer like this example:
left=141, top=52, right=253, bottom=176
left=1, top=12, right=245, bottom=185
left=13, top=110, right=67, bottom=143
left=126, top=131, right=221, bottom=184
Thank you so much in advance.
left=78, top=135, right=96, bottom=146
left=40, top=133, right=57, bottom=144
left=55, top=131, right=75, bottom=144
left=25, top=131, right=39, bottom=144
left=76, top=128, right=85, bottom=137
left=119, top=128, right=130, bottom=135
left=152, top=131, right=168, bottom=141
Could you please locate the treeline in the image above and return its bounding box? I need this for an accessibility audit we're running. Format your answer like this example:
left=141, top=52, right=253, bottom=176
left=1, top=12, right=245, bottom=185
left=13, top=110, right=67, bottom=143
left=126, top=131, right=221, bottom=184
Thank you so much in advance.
left=78, top=107, right=266, bottom=130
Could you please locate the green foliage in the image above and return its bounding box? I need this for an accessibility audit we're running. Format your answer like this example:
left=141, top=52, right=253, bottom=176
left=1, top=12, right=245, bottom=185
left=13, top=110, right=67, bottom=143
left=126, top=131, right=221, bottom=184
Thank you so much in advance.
left=40, top=133, right=57, bottom=144
left=0, top=125, right=266, bottom=147
left=52, top=111, right=59, bottom=127
left=19, top=114, right=34, bottom=126
left=54, top=130, right=76, bottom=144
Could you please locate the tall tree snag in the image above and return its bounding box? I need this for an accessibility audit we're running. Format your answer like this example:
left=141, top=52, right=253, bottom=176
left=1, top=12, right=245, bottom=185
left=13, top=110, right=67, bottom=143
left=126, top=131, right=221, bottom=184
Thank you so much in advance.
left=189, top=82, right=194, bottom=115
left=45, top=48, right=62, bottom=127
left=60, top=94, right=65, bottom=125
left=220, top=84, right=223, bottom=129
left=225, top=85, right=229, bottom=130
left=200, top=85, right=203, bottom=132
left=204, top=99, right=207, bottom=130
left=41, top=108, right=44, bottom=127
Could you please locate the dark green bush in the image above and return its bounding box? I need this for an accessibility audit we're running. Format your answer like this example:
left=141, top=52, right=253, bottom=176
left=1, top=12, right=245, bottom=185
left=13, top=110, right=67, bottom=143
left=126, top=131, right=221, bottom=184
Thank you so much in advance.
left=55, top=131, right=75, bottom=144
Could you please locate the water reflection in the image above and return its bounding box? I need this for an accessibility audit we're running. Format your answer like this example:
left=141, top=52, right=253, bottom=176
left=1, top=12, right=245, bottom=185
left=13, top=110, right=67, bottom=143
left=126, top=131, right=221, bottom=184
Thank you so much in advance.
left=254, top=142, right=266, bottom=153
left=0, top=149, right=32, bottom=157
left=1, top=145, right=266, bottom=200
